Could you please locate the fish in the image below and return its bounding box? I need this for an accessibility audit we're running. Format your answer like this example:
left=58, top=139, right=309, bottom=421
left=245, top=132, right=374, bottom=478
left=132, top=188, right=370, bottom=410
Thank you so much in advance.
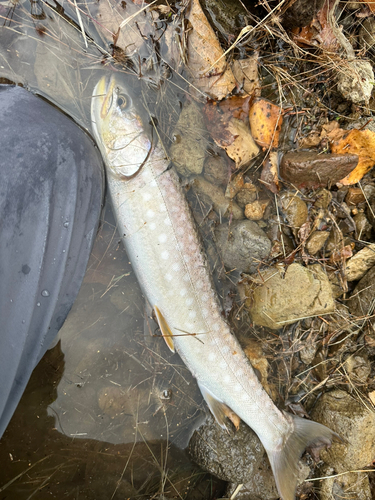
left=91, top=74, right=338, bottom=500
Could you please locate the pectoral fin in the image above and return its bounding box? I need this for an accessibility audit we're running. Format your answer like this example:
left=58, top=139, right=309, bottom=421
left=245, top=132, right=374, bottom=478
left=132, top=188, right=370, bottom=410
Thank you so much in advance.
left=198, top=381, right=240, bottom=432
left=154, top=305, right=175, bottom=353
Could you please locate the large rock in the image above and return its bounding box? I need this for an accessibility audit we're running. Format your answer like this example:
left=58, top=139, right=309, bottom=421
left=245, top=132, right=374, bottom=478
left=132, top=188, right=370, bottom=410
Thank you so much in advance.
left=280, top=152, right=358, bottom=189
left=214, top=220, right=271, bottom=274
left=311, top=390, right=375, bottom=500
left=188, top=414, right=279, bottom=499
left=244, top=263, right=335, bottom=329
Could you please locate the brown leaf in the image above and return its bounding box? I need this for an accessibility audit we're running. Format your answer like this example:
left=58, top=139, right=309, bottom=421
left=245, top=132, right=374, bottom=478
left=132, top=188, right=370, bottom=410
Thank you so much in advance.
left=260, top=152, right=280, bottom=193
left=359, top=0, right=375, bottom=13
left=249, top=98, right=283, bottom=149
left=204, top=97, right=259, bottom=167
left=186, top=0, right=236, bottom=99
left=330, top=244, right=353, bottom=263
left=292, top=0, right=340, bottom=51
left=329, top=128, right=375, bottom=184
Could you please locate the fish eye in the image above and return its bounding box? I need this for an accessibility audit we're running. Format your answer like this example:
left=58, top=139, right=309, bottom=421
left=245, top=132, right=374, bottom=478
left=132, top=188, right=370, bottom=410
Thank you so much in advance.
left=117, top=94, right=128, bottom=109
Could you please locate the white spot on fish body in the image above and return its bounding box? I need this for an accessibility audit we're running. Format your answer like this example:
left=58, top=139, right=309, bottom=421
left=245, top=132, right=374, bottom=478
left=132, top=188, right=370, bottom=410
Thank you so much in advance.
left=180, top=288, right=187, bottom=297
left=241, top=393, right=248, bottom=401
left=234, top=384, right=242, bottom=393
left=150, top=222, right=156, bottom=230
left=188, top=311, right=196, bottom=319
left=164, top=217, right=172, bottom=226
left=147, top=209, right=155, bottom=218
left=165, top=273, right=172, bottom=281
left=172, top=263, right=180, bottom=272
left=161, top=250, right=169, bottom=260
left=150, top=180, right=157, bottom=187
left=208, top=352, right=216, bottom=362
left=202, top=308, right=208, bottom=317
left=158, top=233, right=167, bottom=243
left=142, top=192, right=152, bottom=201
left=221, top=346, right=230, bottom=354
left=186, top=298, right=194, bottom=306
left=160, top=204, right=167, bottom=212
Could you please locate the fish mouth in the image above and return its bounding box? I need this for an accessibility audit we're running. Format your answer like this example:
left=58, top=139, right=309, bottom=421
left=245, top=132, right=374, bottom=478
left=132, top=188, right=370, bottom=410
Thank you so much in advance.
left=91, top=74, right=116, bottom=140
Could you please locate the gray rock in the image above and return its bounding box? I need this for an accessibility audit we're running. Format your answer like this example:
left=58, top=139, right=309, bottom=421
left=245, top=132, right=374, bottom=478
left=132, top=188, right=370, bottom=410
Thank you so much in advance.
left=353, top=212, right=372, bottom=241
left=188, top=413, right=278, bottom=498
left=244, top=263, right=335, bottom=330
left=347, top=264, right=375, bottom=317
left=214, top=220, right=271, bottom=274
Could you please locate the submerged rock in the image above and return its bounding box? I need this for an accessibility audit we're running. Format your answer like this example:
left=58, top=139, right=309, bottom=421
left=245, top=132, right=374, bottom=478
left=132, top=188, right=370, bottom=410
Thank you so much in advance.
left=170, top=101, right=209, bottom=177
left=191, top=176, right=243, bottom=219
left=214, top=220, right=271, bottom=274
left=337, top=59, right=374, bottom=104
left=280, top=152, right=358, bottom=189
left=244, top=263, right=335, bottom=329
left=306, top=231, right=330, bottom=255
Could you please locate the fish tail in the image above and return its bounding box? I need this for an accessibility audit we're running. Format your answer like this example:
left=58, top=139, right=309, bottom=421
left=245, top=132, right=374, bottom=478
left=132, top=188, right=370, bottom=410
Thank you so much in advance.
left=267, top=414, right=340, bottom=500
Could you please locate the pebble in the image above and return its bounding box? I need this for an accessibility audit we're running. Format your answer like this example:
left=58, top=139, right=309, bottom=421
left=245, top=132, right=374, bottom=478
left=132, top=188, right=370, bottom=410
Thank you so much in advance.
left=236, top=186, right=257, bottom=207
left=280, top=192, right=308, bottom=229
left=244, top=200, right=269, bottom=221
left=345, top=244, right=375, bottom=282
left=280, top=152, right=358, bottom=189
left=345, top=187, right=365, bottom=207
left=347, top=263, right=375, bottom=316
left=203, top=155, right=229, bottom=186
left=306, top=231, right=329, bottom=255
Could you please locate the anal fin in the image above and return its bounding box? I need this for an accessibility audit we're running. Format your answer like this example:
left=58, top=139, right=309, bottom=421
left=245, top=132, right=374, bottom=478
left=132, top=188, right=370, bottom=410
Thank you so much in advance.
left=154, top=305, right=175, bottom=353
left=198, top=381, right=240, bottom=432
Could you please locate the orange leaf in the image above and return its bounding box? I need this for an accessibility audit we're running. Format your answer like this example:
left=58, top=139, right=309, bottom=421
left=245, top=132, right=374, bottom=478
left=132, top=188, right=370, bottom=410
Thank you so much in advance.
left=330, top=129, right=375, bottom=185
left=249, top=98, right=283, bottom=149
left=359, top=0, right=375, bottom=13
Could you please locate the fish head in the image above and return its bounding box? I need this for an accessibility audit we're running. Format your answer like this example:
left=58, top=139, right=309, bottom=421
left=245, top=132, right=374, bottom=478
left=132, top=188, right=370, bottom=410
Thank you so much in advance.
left=91, top=74, right=152, bottom=178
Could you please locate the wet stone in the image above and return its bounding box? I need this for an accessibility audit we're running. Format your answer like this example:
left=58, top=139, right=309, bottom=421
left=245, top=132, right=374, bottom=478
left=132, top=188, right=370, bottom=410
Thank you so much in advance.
left=170, top=100, right=209, bottom=177
left=306, top=231, right=329, bottom=255
left=214, top=220, right=271, bottom=274
left=345, top=244, right=375, bottom=282
left=245, top=263, right=335, bottom=330
left=203, top=155, right=229, bottom=186
left=280, top=192, right=308, bottom=229
left=244, top=200, right=268, bottom=221
left=337, top=59, right=374, bottom=104
left=191, top=176, right=243, bottom=219
left=345, top=187, right=365, bottom=207
left=280, top=152, right=358, bottom=189
left=188, top=413, right=278, bottom=498
left=344, top=354, right=371, bottom=383
left=236, top=187, right=257, bottom=207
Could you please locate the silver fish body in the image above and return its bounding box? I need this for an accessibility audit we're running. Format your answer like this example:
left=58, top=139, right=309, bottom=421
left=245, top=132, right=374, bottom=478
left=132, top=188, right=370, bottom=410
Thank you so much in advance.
left=91, top=75, right=337, bottom=500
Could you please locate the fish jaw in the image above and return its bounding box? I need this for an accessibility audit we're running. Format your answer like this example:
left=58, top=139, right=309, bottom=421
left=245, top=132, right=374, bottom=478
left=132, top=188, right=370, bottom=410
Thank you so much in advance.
left=91, top=75, right=152, bottom=178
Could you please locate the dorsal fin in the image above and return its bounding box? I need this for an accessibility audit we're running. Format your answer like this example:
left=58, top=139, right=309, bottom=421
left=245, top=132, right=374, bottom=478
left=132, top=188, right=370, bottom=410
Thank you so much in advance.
left=154, top=305, right=175, bottom=352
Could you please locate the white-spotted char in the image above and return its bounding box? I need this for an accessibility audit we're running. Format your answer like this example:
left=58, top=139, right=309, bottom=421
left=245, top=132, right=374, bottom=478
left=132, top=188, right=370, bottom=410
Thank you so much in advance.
left=91, top=74, right=339, bottom=500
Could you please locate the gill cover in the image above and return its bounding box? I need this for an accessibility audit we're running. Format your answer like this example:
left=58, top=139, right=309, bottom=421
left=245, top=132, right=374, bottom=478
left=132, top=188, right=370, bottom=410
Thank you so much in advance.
left=91, top=75, right=153, bottom=179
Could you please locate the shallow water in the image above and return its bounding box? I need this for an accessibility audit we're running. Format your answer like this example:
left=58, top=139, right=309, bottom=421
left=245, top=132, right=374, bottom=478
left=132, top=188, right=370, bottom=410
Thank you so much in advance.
left=0, top=1, right=225, bottom=497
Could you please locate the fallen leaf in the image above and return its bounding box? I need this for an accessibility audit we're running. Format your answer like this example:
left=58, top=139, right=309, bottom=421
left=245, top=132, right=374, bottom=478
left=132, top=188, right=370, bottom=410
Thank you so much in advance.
left=330, top=244, right=353, bottom=263
left=360, top=0, right=375, bottom=13
left=260, top=151, right=279, bottom=193
left=368, top=390, right=375, bottom=406
left=186, top=0, right=236, bottom=99
left=328, top=128, right=375, bottom=184
left=204, top=97, right=259, bottom=167
left=292, top=0, right=340, bottom=51
left=231, top=54, right=260, bottom=95
left=249, top=98, right=283, bottom=149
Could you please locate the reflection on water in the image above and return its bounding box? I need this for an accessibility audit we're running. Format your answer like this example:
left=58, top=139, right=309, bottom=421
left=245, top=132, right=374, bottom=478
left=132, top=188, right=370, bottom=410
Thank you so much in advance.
left=0, top=204, right=226, bottom=499
left=0, top=1, right=226, bottom=496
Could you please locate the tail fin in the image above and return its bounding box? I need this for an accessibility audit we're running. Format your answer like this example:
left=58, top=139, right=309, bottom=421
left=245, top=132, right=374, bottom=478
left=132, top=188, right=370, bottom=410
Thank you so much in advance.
left=267, top=414, right=340, bottom=500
